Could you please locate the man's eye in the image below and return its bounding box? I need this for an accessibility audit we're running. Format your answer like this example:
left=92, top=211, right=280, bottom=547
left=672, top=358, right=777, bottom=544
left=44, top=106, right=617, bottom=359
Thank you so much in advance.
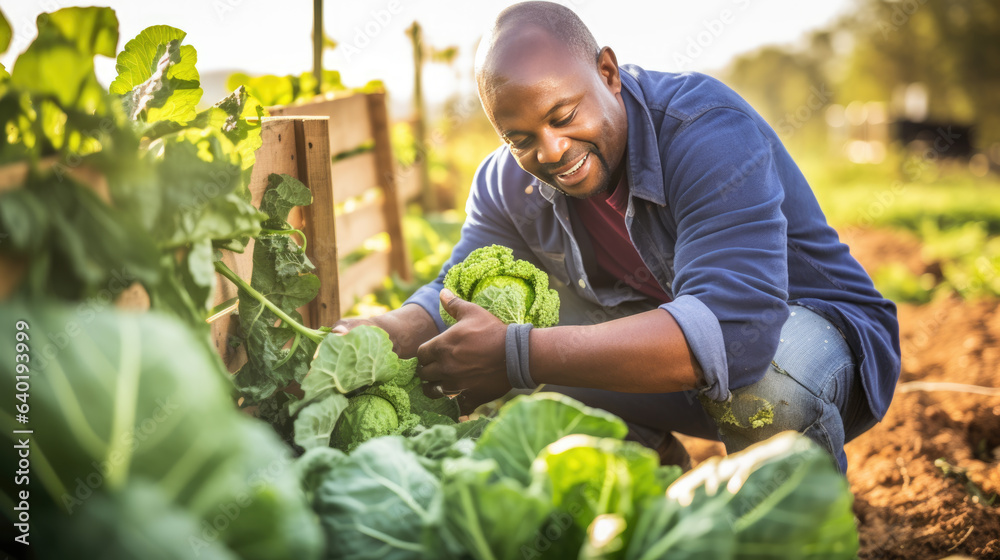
left=554, top=112, right=576, bottom=127
left=509, top=138, right=530, bottom=151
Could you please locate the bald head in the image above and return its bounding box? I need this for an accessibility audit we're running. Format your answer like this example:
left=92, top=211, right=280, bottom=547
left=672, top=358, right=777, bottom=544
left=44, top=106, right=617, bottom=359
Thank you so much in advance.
left=473, top=2, right=628, bottom=198
left=476, top=2, right=599, bottom=98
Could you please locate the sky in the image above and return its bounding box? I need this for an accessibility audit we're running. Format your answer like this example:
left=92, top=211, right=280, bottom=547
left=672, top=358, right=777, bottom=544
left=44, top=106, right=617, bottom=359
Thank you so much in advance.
left=1, top=0, right=855, bottom=111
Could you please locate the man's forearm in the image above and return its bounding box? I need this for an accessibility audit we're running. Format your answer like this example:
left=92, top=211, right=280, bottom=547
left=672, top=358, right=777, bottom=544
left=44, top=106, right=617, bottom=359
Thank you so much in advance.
left=529, top=308, right=703, bottom=393
left=370, top=303, right=441, bottom=358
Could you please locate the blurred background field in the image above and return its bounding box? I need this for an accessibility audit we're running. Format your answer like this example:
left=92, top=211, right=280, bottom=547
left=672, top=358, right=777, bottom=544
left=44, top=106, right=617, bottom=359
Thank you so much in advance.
left=342, top=0, right=1000, bottom=317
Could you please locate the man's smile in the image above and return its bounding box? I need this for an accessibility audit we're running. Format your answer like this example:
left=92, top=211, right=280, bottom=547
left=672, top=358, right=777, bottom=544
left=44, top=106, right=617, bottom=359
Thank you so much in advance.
left=552, top=151, right=592, bottom=187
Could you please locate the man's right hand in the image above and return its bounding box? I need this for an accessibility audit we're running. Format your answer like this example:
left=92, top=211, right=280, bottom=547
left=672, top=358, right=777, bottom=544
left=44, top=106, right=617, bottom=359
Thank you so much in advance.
left=330, top=303, right=440, bottom=359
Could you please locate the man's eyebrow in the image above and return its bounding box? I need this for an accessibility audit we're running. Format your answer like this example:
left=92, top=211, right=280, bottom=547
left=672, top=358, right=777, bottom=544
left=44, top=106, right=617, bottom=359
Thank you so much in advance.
left=501, top=97, right=578, bottom=138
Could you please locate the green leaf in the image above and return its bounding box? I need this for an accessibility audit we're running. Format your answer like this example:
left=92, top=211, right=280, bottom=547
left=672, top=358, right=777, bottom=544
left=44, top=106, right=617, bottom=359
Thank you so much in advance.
left=231, top=174, right=317, bottom=400
left=439, top=456, right=554, bottom=560
left=10, top=8, right=119, bottom=111
left=0, top=174, right=160, bottom=301
left=111, top=25, right=202, bottom=124
left=260, top=173, right=312, bottom=229
left=35, top=480, right=238, bottom=560
left=293, top=393, right=349, bottom=451
left=311, top=437, right=440, bottom=560
left=0, top=7, right=12, bottom=54
left=182, top=237, right=216, bottom=310
left=110, top=25, right=184, bottom=92
left=229, top=73, right=295, bottom=107
left=531, top=435, right=666, bottom=558
left=298, top=326, right=401, bottom=402
left=44, top=7, right=118, bottom=58
left=213, top=86, right=266, bottom=172
left=0, top=298, right=323, bottom=560
left=473, top=393, right=629, bottom=485
left=146, top=133, right=264, bottom=248
left=624, top=432, right=859, bottom=560
left=537, top=435, right=664, bottom=530
left=295, top=446, right=347, bottom=504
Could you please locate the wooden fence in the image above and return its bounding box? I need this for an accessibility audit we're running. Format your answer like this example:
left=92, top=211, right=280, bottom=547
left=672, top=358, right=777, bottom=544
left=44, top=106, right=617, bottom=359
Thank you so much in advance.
left=1, top=92, right=416, bottom=373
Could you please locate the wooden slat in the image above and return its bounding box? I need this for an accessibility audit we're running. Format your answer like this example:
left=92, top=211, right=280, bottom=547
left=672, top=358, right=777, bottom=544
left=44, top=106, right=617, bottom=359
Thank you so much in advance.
left=212, top=246, right=252, bottom=373
left=0, top=157, right=110, bottom=201
left=294, top=117, right=341, bottom=326
left=336, top=198, right=388, bottom=256
left=269, top=94, right=373, bottom=156
left=247, top=118, right=300, bottom=207
left=0, top=255, right=27, bottom=301
left=339, top=250, right=391, bottom=310
left=331, top=151, right=379, bottom=205
left=213, top=117, right=298, bottom=368
left=367, top=92, right=412, bottom=282
left=397, top=166, right=421, bottom=203
left=0, top=161, right=28, bottom=192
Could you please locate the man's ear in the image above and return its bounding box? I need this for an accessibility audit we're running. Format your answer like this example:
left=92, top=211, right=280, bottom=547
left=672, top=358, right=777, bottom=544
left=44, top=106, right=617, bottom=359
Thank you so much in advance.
left=597, top=46, right=621, bottom=93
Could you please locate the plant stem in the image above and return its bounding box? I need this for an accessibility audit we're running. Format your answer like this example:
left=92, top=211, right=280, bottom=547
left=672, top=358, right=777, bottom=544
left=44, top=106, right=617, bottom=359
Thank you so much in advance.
left=213, top=261, right=326, bottom=344
left=260, top=228, right=307, bottom=252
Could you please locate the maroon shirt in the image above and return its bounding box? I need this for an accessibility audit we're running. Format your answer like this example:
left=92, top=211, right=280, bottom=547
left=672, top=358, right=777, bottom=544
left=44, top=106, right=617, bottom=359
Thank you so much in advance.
left=572, top=177, right=672, bottom=303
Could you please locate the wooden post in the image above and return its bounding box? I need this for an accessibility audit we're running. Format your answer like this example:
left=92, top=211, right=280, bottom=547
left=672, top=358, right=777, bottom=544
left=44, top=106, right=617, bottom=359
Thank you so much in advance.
left=293, top=117, right=341, bottom=325
left=406, top=21, right=435, bottom=211
left=313, top=0, right=323, bottom=96
left=367, top=92, right=412, bottom=283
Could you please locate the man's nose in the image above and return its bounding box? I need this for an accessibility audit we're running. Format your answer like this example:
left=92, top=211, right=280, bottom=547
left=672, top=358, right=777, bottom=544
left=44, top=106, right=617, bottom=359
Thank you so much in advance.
left=536, top=129, right=570, bottom=166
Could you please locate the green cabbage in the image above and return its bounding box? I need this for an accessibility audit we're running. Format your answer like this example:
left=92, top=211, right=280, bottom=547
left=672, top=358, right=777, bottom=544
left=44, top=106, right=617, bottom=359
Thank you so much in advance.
left=441, top=244, right=560, bottom=327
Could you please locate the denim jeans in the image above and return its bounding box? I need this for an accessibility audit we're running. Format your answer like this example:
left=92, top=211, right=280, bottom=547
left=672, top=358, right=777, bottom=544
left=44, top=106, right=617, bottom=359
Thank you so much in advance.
left=541, top=285, right=876, bottom=473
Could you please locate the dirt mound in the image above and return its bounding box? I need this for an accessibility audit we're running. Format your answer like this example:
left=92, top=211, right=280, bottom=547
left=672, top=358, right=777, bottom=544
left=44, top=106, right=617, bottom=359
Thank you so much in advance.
left=841, top=227, right=930, bottom=277
left=846, top=296, right=1000, bottom=560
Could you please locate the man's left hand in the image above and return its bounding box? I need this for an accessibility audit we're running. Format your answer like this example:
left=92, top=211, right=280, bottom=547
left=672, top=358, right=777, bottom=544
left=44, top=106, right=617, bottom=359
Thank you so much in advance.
left=416, top=289, right=511, bottom=411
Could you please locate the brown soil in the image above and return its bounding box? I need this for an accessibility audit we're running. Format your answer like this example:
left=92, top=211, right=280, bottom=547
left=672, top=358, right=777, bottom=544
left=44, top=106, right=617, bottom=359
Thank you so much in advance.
left=678, top=228, right=1000, bottom=560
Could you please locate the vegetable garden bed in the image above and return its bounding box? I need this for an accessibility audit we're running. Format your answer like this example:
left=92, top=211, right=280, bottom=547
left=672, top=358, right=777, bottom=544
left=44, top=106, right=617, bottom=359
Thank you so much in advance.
left=1, top=7, right=865, bottom=560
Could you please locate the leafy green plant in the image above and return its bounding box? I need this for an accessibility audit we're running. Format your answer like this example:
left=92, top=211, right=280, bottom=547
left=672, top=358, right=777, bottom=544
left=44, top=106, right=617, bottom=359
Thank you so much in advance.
left=226, top=69, right=385, bottom=109
left=441, top=244, right=560, bottom=327
left=0, top=299, right=322, bottom=560
left=298, top=392, right=858, bottom=560
left=287, top=325, right=461, bottom=452
left=625, top=433, right=858, bottom=560
left=0, top=7, right=266, bottom=330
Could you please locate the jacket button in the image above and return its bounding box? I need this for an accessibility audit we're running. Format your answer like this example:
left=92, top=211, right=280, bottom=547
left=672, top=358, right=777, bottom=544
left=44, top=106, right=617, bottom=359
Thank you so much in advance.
left=578, top=278, right=586, bottom=289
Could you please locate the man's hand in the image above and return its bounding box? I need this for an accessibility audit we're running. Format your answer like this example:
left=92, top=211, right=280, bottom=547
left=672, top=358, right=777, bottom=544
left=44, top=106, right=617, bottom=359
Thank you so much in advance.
left=416, top=289, right=511, bottom=412
left=330, top=304, right=440, bottom=359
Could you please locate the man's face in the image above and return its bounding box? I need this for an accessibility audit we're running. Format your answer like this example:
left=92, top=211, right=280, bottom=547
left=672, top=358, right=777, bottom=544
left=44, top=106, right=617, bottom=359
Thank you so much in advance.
left=481, top=40, right=628, bottom=198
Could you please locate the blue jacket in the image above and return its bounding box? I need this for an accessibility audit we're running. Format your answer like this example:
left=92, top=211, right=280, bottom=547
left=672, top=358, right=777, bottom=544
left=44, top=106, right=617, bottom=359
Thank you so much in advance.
left=405, top=66, right=901, bottom=419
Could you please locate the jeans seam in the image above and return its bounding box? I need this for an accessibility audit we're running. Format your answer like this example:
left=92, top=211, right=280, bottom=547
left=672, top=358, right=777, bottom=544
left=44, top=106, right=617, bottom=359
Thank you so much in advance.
left=804, top=410, right=837, bottom=460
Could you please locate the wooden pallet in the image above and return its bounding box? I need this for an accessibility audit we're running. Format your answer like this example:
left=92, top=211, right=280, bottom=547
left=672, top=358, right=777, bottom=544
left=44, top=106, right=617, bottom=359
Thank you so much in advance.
left=270, top=91, right=413, bottom=307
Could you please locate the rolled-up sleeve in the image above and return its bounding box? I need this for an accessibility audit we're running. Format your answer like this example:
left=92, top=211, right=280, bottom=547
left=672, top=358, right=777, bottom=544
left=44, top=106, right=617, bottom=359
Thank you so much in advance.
left=659, top=108, right=790, bottom=402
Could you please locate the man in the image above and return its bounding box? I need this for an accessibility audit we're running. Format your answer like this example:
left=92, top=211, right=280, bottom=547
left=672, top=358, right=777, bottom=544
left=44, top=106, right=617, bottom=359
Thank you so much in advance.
left=335, top=2, right=900, bottom=473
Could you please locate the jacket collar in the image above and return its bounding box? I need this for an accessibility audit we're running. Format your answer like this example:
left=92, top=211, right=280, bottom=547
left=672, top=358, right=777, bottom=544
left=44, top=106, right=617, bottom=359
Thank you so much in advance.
left=536, top=66, right=666, bottom=206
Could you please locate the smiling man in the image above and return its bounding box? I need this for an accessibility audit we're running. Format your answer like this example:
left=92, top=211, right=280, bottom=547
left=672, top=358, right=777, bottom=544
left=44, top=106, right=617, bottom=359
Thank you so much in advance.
left=338, top=1, right=901, bottom=473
